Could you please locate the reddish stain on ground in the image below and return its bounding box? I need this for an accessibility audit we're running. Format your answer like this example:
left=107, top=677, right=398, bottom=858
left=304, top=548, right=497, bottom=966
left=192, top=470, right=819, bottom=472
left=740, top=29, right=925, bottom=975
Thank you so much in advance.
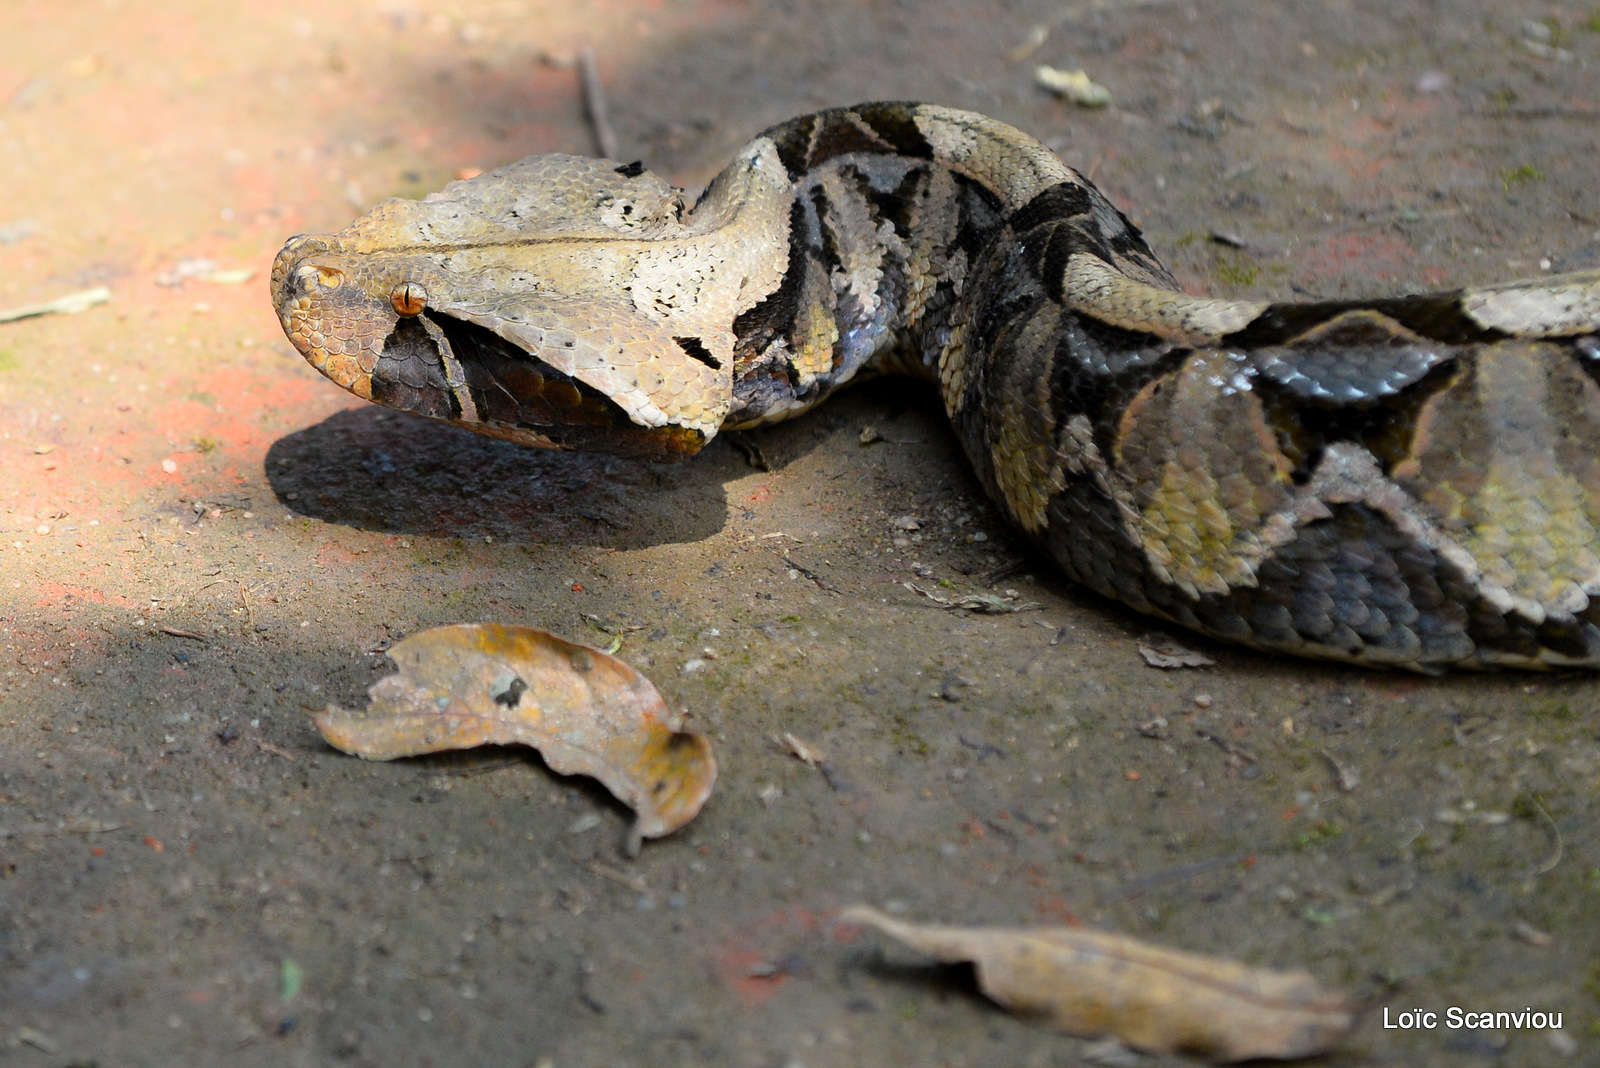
left=713, top=948, right=792, bottom=1006
left=34, top=581, right=135, bottom=610
left=316, top=543, right=362, bottom=567
left=1031, top=897, right=1084, bottom=926
left=1298, top=232, right=1420, bottom=285
left=708, top=905, right=844, bottom=1007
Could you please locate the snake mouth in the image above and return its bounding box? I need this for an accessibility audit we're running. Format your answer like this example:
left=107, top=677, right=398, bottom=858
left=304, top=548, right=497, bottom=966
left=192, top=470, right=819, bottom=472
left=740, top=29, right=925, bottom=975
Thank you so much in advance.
left=370, top=309, right=706, bottom=461
left=271, top=233, right=704, bottom=459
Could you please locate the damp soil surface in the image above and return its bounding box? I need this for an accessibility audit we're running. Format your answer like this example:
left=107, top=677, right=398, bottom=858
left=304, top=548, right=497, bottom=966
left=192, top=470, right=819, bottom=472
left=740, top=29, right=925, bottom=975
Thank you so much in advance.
left=2, top=2, right=1598, bottom=1065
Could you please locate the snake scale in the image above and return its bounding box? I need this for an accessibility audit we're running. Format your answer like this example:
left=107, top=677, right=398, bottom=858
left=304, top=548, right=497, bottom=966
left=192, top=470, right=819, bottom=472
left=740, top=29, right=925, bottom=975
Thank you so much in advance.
left=271, top=103, right=1600, bottom=672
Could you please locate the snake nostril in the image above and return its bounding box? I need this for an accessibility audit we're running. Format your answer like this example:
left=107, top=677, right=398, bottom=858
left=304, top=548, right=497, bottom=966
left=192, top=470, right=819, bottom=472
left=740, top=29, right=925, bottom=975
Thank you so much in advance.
left=391, top=281, right=429, bottom=316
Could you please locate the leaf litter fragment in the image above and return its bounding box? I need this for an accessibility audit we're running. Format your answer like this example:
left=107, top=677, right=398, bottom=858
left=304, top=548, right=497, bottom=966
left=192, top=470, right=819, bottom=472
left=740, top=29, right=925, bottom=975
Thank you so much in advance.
left=772, top=731, right=825, bottom=767
left=903, top=581, right=1040, bottom=614
left=1035, top=65, right=1112, bottom=107
left=1138, top=633, right=1215, bottom=668
left=312, top=623, right=716, bottom=847
left=0, top=285, right=110, bottom=324
left=840, top=906, right=1353, bottom=1063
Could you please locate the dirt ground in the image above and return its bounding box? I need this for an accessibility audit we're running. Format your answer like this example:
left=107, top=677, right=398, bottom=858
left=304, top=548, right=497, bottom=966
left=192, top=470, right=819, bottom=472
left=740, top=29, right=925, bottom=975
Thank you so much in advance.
left=2, top=1, right=1598, bottom=1065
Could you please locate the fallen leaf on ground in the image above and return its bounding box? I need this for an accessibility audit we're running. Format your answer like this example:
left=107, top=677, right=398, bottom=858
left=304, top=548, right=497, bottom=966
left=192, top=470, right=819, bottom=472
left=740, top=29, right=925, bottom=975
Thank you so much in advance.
left=312, top=623, right=716, bottom=844
left=1035, top=65, right=1112, bottom=107
left=0, top=285, right=110, bottom=324
left=1138, top=634, right=1215, bottom=669
left=839, top=906, right=1353, bottom=1062
left=772, top=731, right=826, bottom=767
left=15, top=1027, right=58, bottom=1055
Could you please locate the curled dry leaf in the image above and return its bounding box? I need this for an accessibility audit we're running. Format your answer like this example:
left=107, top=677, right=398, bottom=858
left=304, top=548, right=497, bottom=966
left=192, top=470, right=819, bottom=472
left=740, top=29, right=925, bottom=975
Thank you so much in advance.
left=1035, top=65, right=1112, bottom=107
left=1138, top=633, right=1216, bottom=669
left=839, top=906, right=1353, bottom=1063
left=312, top=623, right=715, bottom=842
left=772, top=731, right=826, bottom=767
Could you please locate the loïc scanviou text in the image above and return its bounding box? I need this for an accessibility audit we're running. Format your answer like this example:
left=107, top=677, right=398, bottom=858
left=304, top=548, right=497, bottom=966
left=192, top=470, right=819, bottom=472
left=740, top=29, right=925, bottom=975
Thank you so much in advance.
left=1382, top=1007, right=1563, bottom=1030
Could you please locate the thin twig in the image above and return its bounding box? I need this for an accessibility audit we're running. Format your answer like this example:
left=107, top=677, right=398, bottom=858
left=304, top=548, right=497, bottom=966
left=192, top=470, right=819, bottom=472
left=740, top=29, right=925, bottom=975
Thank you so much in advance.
left=0, top=821, right=126, bottom=840
left=159, top=625, right=207, bottom=642
left=256, top=739, right=299, bottom=763
left=783, top=554, right=840, bottom=593
left=1531, top=797, right=1563, bottom=876
left=585, top=859, right=648, bottom=893
left=577, top=46, right=619, bottom=160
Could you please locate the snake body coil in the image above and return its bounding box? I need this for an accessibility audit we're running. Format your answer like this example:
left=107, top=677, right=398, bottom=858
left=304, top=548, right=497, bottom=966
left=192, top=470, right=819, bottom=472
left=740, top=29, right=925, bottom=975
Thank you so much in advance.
left=272, top=103, right=1600, bottom=671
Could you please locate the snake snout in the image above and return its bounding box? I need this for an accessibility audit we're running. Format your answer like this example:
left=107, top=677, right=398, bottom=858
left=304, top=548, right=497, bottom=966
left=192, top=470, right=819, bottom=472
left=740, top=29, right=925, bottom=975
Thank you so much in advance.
left=269, top=234, right=339, bottom=305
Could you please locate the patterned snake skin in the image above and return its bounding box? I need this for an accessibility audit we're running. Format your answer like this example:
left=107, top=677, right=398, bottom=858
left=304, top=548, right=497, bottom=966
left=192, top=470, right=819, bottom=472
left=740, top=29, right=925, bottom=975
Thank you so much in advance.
left=270, top=104, right=1600, bottom=671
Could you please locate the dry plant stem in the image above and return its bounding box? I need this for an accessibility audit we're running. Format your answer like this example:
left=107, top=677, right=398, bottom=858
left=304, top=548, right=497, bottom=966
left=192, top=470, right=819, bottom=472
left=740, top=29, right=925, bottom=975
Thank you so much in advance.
left=578, top=46, right=618, bottom=160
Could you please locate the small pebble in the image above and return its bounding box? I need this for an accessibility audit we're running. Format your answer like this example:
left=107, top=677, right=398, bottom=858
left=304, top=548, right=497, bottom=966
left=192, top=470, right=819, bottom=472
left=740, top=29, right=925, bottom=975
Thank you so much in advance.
left=566, top=813, right=601, bottom=835
left=1415, top=70, right=1451, bottom=93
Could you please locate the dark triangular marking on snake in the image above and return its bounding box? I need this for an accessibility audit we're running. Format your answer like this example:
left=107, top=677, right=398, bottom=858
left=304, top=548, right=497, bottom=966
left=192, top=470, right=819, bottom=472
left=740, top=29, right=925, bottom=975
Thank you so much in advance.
left=767, top=113, right=818, bottom=181
left=804, top=111, right=898, bottom=170
left=372, top=315, right=454, bottom=421
left=1227, top=291, right=1493, bottom=346
left=1249, top=310, right=1460, bottom=403
left=672, top=336, right=721, bottom=371
left=732, top=199, right=809, bottom=369
left=1008, top=181, right=1095, bottom=234
left=1254, top=357, right=1463, bottom=483
left=853, top=101, right=936, bottom=161
left=951, top=174, right=1005, bottom=259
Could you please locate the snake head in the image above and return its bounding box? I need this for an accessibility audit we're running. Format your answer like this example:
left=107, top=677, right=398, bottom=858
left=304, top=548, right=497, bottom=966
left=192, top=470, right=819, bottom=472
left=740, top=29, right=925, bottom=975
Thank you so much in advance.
left=270, top=146, right=795, bottom=461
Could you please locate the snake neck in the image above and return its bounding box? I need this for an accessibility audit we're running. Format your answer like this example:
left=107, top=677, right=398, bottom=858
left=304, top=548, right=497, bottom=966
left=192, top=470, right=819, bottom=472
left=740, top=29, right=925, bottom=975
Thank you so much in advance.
left=723, top=103, right=1176, bottom=431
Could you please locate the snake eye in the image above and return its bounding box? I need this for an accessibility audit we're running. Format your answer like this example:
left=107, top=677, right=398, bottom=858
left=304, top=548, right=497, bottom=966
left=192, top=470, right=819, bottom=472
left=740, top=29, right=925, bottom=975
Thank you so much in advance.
left=391, top=282, right=428, bottom=316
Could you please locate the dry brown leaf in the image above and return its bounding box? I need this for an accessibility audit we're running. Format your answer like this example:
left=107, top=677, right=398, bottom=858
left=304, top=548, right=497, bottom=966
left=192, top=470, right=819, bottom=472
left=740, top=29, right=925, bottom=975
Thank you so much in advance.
left=313, top=623, right=715, bottom=843
left=840, top=906, right=1353, bottom=1063
left=0, top=284, right=110, bottom=324
left=1138, top=633, right=1216, bottom=669
left=772, top=731, right=826, bottom=767
left=1035, top=65, right=1112, bottom=107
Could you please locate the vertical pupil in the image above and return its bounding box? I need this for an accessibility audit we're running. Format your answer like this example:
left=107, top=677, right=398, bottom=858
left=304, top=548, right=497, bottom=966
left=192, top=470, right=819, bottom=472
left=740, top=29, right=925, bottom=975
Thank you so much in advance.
left=392, top=283, right=427, bottom=316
